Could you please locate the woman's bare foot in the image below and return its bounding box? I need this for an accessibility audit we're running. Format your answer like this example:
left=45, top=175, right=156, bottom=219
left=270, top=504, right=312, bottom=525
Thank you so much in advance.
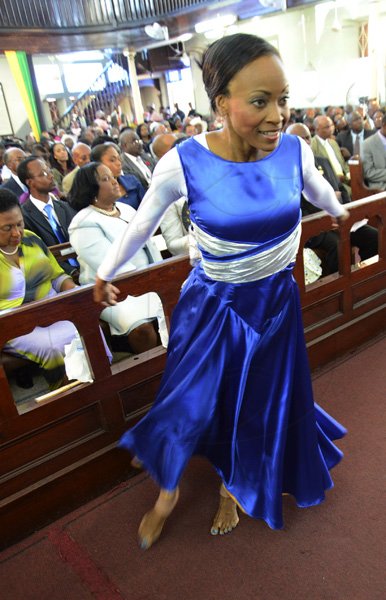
left=138, top=488, right=179, bottom=550
left=210, top=484, right=239, bottom=536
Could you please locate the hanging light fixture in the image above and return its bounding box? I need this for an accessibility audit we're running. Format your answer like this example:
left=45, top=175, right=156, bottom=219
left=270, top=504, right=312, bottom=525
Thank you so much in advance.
left=144, top=22, right=169, bottom=41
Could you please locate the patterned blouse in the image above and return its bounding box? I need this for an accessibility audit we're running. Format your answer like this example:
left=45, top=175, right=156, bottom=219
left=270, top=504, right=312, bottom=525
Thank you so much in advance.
left=0, top=230, right=70, bottom=311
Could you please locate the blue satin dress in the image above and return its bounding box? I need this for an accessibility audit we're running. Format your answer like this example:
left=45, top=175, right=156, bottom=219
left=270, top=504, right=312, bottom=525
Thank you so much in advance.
left=119, top=134, right=346, bottom=529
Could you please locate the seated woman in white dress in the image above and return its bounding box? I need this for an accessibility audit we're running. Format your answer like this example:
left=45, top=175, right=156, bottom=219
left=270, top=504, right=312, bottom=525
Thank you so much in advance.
left=68, top=162, right=167, bottom=354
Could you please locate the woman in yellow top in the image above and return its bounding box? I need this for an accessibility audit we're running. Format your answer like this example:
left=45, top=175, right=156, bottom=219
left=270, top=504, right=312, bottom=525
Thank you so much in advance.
left=0, top=188, right=77, bottom=388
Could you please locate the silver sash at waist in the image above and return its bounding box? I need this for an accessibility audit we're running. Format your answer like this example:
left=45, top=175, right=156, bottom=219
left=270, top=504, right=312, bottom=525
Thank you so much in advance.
left=192, top=222, right=301, bottom=283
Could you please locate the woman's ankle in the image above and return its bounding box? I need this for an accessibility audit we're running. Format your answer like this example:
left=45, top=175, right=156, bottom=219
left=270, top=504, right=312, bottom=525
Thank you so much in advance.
left=154, top=488, right=179, bottom=516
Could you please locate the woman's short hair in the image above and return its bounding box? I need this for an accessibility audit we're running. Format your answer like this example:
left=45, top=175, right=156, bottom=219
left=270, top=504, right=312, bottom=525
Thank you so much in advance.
left=199, top=34, right=280, bottom=112
left=90, top=142, right=120, bottom=162
left=67, top=162, right=101, bottom=211
left=0, top=188, right=21, bottom=213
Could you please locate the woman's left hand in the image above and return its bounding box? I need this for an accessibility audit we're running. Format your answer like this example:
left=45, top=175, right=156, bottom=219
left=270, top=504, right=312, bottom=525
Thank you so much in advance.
left=332, top=208, right=350, bottom=229
left=94, top=276, right=120, bottom=306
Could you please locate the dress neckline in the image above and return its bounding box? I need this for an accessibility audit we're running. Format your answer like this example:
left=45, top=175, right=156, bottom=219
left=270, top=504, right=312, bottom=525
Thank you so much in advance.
left=191, top=132, right=283, bottom=165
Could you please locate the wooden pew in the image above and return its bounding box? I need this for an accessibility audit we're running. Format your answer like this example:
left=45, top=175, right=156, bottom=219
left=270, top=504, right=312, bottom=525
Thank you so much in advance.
left=0, top=193, right=385, bottom=548
left=295, top=191, right=386, bottom=367
left=348, top=159, right=383, bottom=201
left=0, top=255, right=191, bottom=548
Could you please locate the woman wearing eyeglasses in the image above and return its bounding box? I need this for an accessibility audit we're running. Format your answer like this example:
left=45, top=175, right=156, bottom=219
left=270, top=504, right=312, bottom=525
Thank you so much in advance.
left=68, top=162, right=167, bottom=354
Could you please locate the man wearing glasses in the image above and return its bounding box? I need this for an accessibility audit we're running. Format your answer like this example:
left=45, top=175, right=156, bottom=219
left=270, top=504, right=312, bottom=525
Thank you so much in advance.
left=17, top=157, right=78, bottom=277
left=119, top=129, right=155, bottom=190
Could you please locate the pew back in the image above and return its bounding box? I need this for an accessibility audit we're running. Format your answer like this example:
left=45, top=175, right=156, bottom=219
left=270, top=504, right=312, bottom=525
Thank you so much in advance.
left=348, top=159, right=383, bottom=201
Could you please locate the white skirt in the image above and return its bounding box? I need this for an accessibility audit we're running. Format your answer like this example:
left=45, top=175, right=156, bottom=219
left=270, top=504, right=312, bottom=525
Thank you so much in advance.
left=101, top=292, right=169, bottom=347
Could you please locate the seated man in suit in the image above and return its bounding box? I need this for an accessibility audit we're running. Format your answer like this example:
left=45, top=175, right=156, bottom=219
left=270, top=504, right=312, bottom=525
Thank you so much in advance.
left=119, top=129, right=156, bottom=190
left=287, top=123, right=378, bottom=275
left=61, top=142, right=91, bottom=196
left=0, top=147, right=28, bottom=199
left=361, top=113, right=386, bottom=191
left=336, top=110, right=375, bottom=160
left=17, top=157, right=78, bottom=277
left=311, top=116, right=350, bottom=185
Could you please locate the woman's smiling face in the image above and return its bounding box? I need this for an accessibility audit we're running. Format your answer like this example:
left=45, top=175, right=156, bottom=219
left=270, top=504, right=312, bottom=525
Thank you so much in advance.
left=218, top=54, right=290, bottom=155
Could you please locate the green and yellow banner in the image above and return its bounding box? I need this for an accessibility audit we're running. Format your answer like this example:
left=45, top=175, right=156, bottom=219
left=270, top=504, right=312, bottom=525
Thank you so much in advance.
left=5, top=50, right=41, bottom=141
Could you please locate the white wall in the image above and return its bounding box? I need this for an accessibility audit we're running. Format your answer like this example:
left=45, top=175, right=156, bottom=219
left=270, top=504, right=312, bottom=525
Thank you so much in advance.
left=188, top=2, right=386, bottom=110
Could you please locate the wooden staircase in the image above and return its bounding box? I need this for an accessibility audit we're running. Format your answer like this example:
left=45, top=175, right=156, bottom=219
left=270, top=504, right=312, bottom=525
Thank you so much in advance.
left=54, top=55, right=130, bottom=130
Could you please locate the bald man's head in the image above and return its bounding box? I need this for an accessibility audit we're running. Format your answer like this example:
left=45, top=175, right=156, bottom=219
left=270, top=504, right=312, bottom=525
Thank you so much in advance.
left=151, top=134, right=178, bottom=159
left=4, top=147, right=26, bottom=174
left=313, top=115, right=334, bottom=139
left=72, top=142, right=91, bottom=167
left=286, top=123, right=312, bottom=145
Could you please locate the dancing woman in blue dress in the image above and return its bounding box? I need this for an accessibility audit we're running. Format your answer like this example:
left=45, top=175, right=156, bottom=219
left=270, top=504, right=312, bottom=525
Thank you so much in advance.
left=94, top=34, right=348, bottom=550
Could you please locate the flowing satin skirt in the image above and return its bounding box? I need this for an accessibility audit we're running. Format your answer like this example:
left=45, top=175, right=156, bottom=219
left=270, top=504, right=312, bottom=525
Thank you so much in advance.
left=119, top=263, right=346, bottom=529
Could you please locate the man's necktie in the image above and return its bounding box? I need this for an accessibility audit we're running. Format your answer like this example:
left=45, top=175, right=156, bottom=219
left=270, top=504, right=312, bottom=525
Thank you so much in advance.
left=43, top=204, right=78, bottom=268
left=43, top=204, right=66, bottom=243
left=353, top=134, right=360, bottom=156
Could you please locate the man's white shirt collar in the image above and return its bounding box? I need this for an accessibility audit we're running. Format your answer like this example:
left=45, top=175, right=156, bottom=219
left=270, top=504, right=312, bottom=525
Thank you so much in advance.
left=11, top=173, right=28, bottom=192
left=124, top=152, right=151, bottom=181
left=29, top=193, right=56, bottom=213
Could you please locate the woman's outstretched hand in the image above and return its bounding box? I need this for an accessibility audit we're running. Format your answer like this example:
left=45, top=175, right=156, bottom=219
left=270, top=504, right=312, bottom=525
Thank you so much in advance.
left=94, top=276, right=120, bottom=306
left=332, top=208, right=350, bottom=229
